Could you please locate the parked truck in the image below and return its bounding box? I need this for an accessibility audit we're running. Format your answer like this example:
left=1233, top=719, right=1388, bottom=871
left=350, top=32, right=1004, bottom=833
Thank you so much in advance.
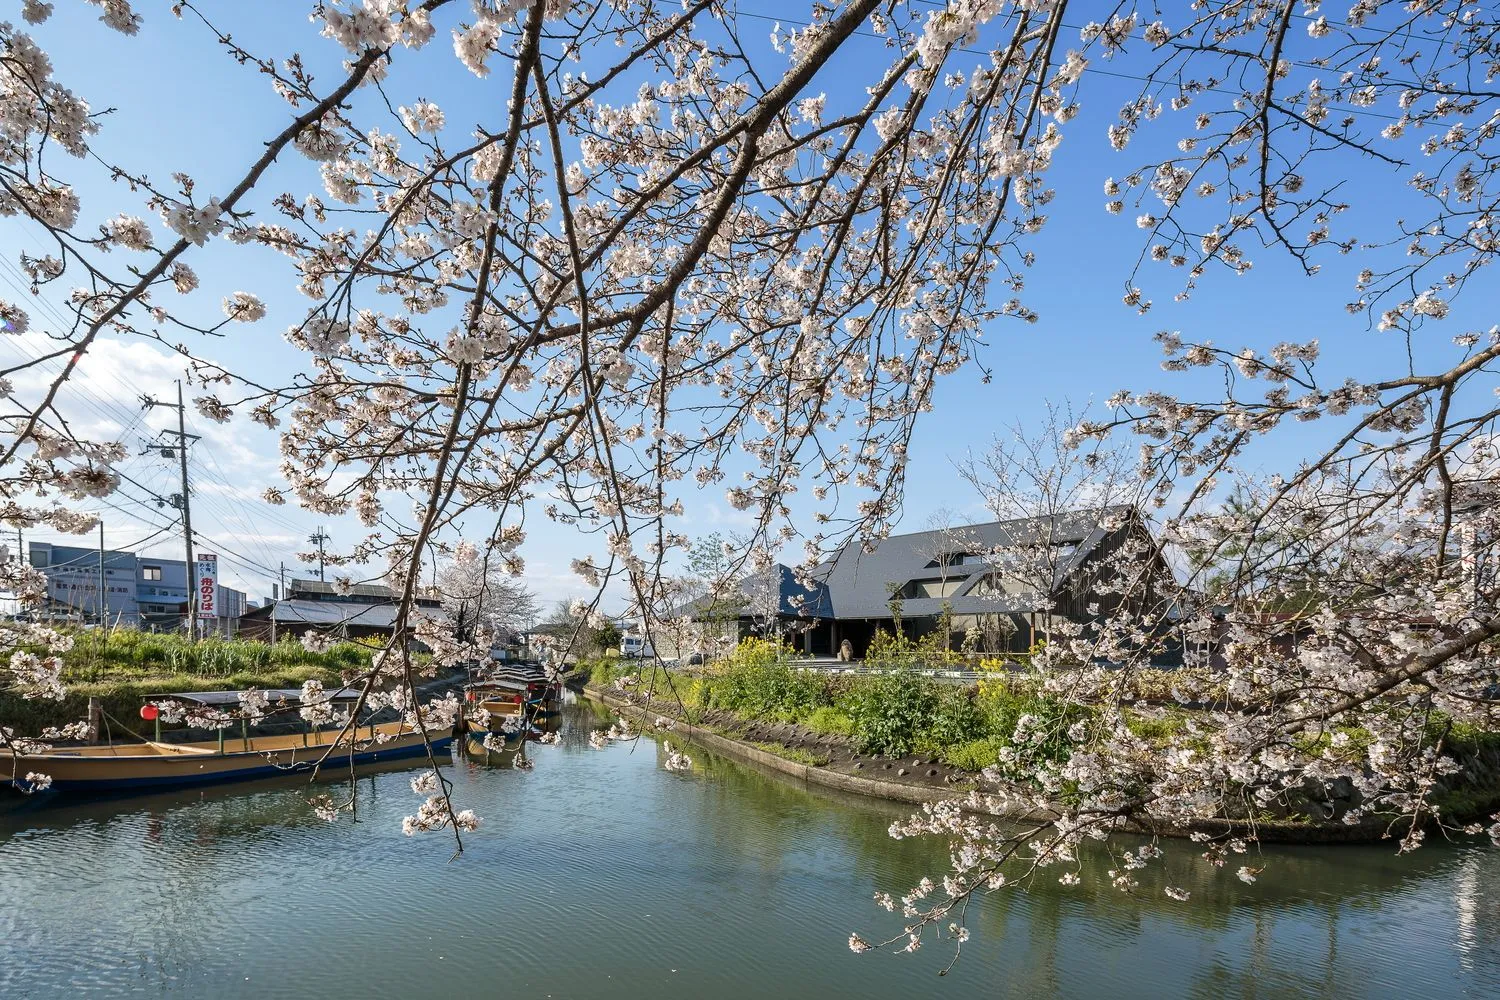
left=619, top=633, right=654, bottom=659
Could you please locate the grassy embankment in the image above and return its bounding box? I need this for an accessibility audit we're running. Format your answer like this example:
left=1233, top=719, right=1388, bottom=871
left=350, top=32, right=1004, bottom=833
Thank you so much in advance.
left=578, top=637, right=1500, bottom=825
left=578, top=637, right=1124, bottom=776
left=1, top=628, right=377, bottom=736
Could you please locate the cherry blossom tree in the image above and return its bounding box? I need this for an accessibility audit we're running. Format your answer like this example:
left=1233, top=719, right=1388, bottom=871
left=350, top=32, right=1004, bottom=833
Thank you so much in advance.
left=436, top=541, right=538, bottom=642
left=957, top=401, right=1148, bottom=650
left=0, top=0, right=1492, bottom=950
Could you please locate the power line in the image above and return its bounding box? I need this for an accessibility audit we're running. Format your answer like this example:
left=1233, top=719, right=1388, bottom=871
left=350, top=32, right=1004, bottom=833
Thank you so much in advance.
left=24, top=522, right=178, bottom=568
left=191, top=527, right=284, bottom=579
left=190, top=448, right=310, bottom=537
left=0, top=260, right=148, bottom=432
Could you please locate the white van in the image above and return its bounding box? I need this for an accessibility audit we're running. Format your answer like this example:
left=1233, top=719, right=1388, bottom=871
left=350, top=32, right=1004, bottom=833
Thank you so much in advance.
left=620, top=634, right=654, bottom=659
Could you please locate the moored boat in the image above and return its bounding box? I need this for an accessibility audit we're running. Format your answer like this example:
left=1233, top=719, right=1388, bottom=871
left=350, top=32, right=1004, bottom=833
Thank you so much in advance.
left=3, top=690, right=454, bottom=794
left=463, top=663, right=558, bottom=730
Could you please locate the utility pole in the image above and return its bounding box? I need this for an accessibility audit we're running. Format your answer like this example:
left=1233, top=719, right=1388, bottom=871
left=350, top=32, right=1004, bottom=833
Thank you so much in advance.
left=309, top=527, right=330, bottom=582
left=176, top=380, right=196, bottom=643
left=144, top=379, right=202, bottom=642
left=271, top=562, right=286, bottom=644
left=98, top=521, right=105, bottom=629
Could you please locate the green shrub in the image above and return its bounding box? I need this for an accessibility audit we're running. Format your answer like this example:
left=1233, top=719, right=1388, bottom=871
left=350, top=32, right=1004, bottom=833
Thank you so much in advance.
left=53, top=628, right=381, bottom=681
left=943, top=736, right=1007, bottom=771
left=930, top=686, right=987, bottom=747
left=973, top=670, right=1094, bottom=780
left=841, top=670, right=938, bottom=757
left=803, top=706, right=855, bottom=737
left=1120, top=667, right=1226, bottom=703
left=572, top=657, right=613, bottom=687
left=726, top=636, right=786, bottom=670
left=1124, top=711, right=1187, bottom=745
left=714, top=661, right=826, bottom=720
left=0, top=627, right=440, bottom=735
left=863, top=628, right=917, bottom=671
left=710, top=639, right=827, bottom=720
left=674, top=676, right=708, bottom=710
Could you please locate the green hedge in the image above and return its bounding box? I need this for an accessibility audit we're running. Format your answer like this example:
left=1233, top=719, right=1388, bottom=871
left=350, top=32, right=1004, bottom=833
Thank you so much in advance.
left=588, top=638, right=1500, bottom=815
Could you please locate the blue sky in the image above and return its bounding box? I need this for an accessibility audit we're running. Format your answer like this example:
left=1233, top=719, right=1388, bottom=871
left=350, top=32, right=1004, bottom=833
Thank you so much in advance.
left=4, top=3, right=1493, bottom=609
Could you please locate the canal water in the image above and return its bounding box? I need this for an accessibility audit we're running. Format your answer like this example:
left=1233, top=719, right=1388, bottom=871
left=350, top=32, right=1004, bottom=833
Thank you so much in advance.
left=1, top=699, right=1496, bottom=999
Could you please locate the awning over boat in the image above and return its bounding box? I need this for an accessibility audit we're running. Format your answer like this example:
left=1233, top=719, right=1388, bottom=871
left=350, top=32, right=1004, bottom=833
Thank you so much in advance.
left=477, top=663, right=552, bottom=683
left=465, top=679, right=530, bottom=693
left=146, top=687, right=366, bottom=707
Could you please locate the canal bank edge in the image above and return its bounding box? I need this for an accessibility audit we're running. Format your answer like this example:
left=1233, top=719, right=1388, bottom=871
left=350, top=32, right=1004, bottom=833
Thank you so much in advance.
left=581, top=685, right=1470, bottom=845
left=585, top=684, right=975, bottom=807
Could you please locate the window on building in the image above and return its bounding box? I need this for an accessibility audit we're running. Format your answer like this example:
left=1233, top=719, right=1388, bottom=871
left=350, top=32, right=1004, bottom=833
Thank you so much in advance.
left=900, top=578, right=965, bottom=600
left=925, top=551, right=984, bottom=569
left=143, top=566, right=162, bottom=581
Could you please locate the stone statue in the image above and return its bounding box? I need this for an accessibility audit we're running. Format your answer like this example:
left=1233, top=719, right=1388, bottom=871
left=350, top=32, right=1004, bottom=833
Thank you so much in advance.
left=838, top=639, right=853, bottom=663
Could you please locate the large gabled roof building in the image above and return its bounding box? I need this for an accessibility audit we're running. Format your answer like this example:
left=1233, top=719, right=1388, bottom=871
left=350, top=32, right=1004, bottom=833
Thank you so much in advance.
left=700, top=506, right=1174, bottom=658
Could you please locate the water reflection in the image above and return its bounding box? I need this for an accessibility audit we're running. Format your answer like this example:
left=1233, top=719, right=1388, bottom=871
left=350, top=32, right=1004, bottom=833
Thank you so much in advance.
left=0, top=702, right=1495, bottom=999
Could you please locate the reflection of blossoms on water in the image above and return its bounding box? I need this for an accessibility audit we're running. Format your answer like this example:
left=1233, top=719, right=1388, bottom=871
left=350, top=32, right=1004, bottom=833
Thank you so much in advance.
left=307, top=793, right=340, bottom=823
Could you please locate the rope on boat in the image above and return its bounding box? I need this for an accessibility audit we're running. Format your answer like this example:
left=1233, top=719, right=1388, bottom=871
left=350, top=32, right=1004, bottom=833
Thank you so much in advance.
left=100, top=710, right=154, bottom=746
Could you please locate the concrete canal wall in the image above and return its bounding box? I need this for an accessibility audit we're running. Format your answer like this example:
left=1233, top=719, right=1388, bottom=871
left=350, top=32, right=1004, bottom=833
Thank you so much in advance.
left=582, top=685, right=1442, bottom=844
left=587, top=684, right=977, bottom=808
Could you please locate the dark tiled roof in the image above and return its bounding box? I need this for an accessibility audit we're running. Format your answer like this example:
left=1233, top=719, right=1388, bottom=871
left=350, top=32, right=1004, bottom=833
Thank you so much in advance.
left=741, top=563, right=834, bottom=618
left=285, top=578, right=442, bottom=607
left=809, top=507, right=1135, bottom=619
left=676, top=564, right=832, bottom=620
left=677, top=508, right=1140, bottom=623
left=241, top=598, right=447, bottom=629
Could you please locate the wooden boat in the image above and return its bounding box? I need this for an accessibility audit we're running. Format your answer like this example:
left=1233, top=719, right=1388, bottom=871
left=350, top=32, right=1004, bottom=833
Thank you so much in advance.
left=2, top=691, right=454, bottom=794
left=464, top=664, right=558, bottom=729
left=465, top=681, right=528, bottom=721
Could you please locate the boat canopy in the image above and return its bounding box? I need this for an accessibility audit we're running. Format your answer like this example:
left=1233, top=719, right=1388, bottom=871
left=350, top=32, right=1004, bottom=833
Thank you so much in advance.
left=479, top=663, right=552, bottom=682
left=146, top=687, right=366, bottom=708
left=465, top=678, right=529, bottom=693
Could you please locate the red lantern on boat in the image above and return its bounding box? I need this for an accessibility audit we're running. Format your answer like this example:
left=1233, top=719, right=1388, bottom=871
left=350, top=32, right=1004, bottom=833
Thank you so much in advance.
left=139, top=704, right=159, bottom=721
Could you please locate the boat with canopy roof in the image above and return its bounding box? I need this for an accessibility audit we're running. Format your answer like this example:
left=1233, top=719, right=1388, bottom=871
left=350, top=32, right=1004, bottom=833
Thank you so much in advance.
left=2, top=687, right=454, bottom=794
left=463, top=663, right=561, bottom=740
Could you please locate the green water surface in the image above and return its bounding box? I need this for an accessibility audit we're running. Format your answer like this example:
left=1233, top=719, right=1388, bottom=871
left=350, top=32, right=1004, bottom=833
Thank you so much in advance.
left=1, top=698, right=1495, bottom=998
